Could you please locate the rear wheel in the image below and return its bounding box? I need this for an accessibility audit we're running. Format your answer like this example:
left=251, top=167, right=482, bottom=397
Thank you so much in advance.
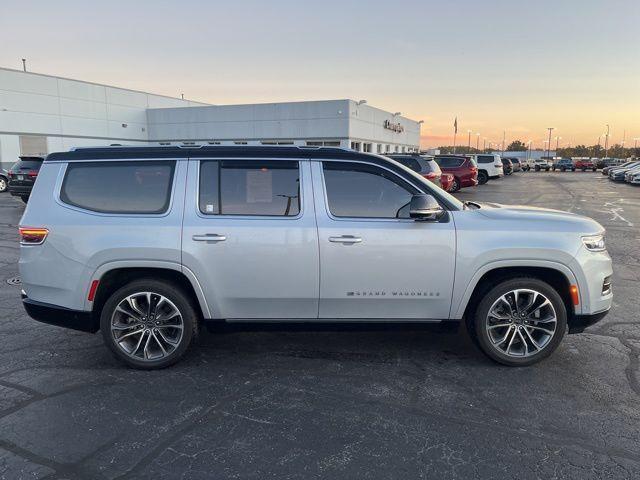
left=100, top=279, right=198, bottom=369
left=0, top=177, right=6, bottom=193
left=451, top=177, right=460, bottom=192
left=468, top=278, right=567, bottom=366
left=477, top=170, right=488, bottom=184
left=534, top=166, right=540, bottom=171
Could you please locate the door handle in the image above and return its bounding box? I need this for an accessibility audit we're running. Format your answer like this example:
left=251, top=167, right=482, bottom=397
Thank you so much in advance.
left=329, top=235, right=362, bottom=244
left=192, top=234, right=227, bottom=242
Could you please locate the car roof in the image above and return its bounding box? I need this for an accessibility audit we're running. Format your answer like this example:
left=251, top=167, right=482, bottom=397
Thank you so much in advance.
left=44, top=146, right=387, bottom=163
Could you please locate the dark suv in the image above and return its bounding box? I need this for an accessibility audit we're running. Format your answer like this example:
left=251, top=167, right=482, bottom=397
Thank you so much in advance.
left=387, top=154, right=442, bottom=188
left=501, top=158, right=513, bottom=175
left=434, top=155, right=478, bottom=192
left=7, top=156, right=44, bottom=203
left=552, top=159, right=575, bottom=172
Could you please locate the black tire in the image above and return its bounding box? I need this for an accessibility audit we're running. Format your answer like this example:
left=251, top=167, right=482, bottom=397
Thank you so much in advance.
left=467, top=277, right=567, bottom=367
left=581, top=168, right=586, bottom=172
left=0, top=177, right=7, bottom=193
left=572, top=168, right=576, bottom=172
left=451, top=177, right=460, bottom=192
left=100, top=278, right=198, bottom=369
left=534, top=166, right=540, bottom=171
left=477, top=170, right=489, bottom=184
left=561, top=167, right=566, bottom=172
left=592, top=168, right=596, bottom=172
left=20, top=196, right=29, bottom=204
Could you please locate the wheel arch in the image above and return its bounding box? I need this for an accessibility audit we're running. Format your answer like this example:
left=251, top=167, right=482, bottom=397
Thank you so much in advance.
left=457, top=263, right=578, bottom=324
left=87, top=263, right=211, bottom=328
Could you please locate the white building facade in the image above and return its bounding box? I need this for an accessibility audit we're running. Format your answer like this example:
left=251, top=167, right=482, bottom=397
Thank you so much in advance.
left=0, top=67, right=421, bottom=169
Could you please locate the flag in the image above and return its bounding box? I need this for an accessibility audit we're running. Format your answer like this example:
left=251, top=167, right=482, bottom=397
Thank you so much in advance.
left=454, top=117, right=458, bottom=134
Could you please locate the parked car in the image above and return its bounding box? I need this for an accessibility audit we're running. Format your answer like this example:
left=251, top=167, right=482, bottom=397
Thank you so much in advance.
left=7, top=156, right=43, bottom=202
left=609, top=161, right=640, bottom=181
left=625, top=167, right=640, bottom=185
left=434, top=155, right=478, bottom=192
left=473, top=154, right=504, bottom=184
left=505, top=158, right=523, bottom=172
left=0, top=168, right=8, bottom=193
left=603, top=160, right=633, bottom=176
left=533, top=158, right=551, bottom=171
left=552, top=159, right=575, bottom=172
left=501, top=158, right=513, bottom=175
left=387, top=154, right=442, bottom=188
left=624, top=166, right=640, bottom=183
left=440, top=172, right=454, bottom=192
left=574, top=159, right=596, bottom=172
left=20, top=146, right=613, bottom=369
left=521, top=159, right=534, bottom=171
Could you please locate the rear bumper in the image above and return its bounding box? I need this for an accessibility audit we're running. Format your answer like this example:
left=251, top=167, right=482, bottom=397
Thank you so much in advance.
left=568, top=308, right=610, bottom=334
left=460, top=177, right=478, bottom=187
left=22, top=294, right=99, bottom=333
left=8, top=185, right=32, bottom=196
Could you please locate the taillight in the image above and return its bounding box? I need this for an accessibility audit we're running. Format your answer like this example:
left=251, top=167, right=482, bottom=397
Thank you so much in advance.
left=27, top=170, right=39, bottom=178
left=19, top=227, right=49, bottom=245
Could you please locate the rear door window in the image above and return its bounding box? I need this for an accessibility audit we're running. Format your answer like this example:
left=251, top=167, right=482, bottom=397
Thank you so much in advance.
left=477, top=155, right=494, bottom=164
left=436, top=157, right=464, bottom=168
left=199, top=160, right=300, bottom=216
left=60, top=161, right=175, bottom=214
left=391, top=157, right=422, bottom=172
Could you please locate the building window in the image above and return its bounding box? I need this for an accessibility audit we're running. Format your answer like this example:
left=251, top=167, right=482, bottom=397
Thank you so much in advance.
left=363, top=143, right=372, bottom=153
left=207, top=141, right=221, bottom=145
left=385, top=145, right=390, bottom=153
left=234, top=141, right=248, bottom=145
left=377, top=144, right=382, bottom=154
left=261, top=141, right=295, bottom=145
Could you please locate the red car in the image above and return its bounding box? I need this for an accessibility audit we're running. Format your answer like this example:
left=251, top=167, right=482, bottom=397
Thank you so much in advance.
left=574, top=159, right=596, bottom=171
left=434, top=155, right=478, bottom=192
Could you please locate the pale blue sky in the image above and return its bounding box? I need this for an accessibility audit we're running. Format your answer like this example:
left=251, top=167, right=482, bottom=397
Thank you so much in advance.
left=1, top=0, right=638, bottom=147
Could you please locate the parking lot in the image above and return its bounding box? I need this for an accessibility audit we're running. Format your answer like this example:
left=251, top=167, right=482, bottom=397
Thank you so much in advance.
left=0, top=171, right=639, bottom=479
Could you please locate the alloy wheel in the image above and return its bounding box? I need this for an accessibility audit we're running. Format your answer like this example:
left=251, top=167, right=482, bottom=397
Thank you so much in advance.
left=485, top=289, right=557, bottom=358
left=110, top=292, right=184, bottom=361
left=0, top=178, right=6, bottom=192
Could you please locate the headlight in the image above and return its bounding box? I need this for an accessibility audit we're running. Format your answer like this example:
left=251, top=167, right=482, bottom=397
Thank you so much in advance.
left=582, top=234, right=606, bottom=252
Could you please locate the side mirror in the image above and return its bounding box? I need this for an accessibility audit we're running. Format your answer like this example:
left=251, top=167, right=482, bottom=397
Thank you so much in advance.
left=409, top=194, right=444, bottom=221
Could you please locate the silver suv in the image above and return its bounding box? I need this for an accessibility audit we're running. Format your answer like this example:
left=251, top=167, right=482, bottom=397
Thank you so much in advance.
left=19, top=146, right=613, bottom=369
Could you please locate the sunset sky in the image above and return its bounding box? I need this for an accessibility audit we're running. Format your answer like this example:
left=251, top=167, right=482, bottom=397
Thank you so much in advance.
left=1, top=0, right=638, bottom=149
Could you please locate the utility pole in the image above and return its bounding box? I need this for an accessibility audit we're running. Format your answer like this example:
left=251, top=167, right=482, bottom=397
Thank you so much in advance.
left=604, top=124, right=610, bottom=159
left=502, top=130, right=506, bottom=155
left=555, top=136, right=561, bottom=152
left=546, top=127, right=554, bottom=160
left=483, top=138, right=487, bottom=151
left=21, top=58, right=26, bottom=72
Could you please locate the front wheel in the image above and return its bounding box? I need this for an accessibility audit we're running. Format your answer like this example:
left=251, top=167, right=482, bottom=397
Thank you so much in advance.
left=468, top=278, right=567, bottom=366
left=100, top=279, right=198, bottom=369
left=0, top=177, right=7, bottom=193
left=592, top=168, right=597, bottom=172
left=450, top=177, right=461, bottom=192
left=477, top=170, right=489, bottom=184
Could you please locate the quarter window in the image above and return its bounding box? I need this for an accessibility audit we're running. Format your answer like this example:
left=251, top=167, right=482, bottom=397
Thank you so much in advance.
left=199, top=160, right=300, bottom=216
left=60, top=161, right=175, bottom=214
left=322, top=162, right=416, bottom=219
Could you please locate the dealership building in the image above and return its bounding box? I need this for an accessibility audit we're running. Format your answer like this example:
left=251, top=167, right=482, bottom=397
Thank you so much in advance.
left=0, top=67, right=421, bottom=170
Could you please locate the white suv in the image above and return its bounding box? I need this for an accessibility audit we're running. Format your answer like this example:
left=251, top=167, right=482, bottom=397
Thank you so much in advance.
left=19, top=146, right=613, bottom=369
left=473, top=154, right=504, bottom=184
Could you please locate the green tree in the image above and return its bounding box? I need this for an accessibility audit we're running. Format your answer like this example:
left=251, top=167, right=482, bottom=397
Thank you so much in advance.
left=506, top=140, right=528, bottom=151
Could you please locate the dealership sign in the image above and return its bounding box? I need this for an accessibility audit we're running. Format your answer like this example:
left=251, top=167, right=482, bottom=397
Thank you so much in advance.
left=383, top=119, right=404, bottom=133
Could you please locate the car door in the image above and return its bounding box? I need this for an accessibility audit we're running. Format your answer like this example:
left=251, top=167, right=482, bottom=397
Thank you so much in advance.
left=312, top=160, right=456, bottom=320
left=181, top=157, right=319, bottom=319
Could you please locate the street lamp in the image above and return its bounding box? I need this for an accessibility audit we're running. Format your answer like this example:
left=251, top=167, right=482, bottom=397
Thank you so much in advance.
left=555, top=136, right=561, bottom=151
left=467, top=130, right=472, bottom=150
left=483, top=137, right=487, bottom=151
left=476, top=133, right=480, bottom=151
left=604, top=124, right=610, bottom=159
left=546, top=127, right=554, bottom=160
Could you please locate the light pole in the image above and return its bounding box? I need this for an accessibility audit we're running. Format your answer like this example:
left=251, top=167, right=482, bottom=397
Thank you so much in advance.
left=555, top=136, right=561, bottom=152
left=604, top=124, right=610, bottom=159
left=21, top=58, right=26, bottom=72
left=483, top=138, right=487, bottom=151
left=476, top=133, right=480, bottom=151
left=546, top=127, right=554, bottom=160
left=527, top=140, right=533, bottom=161
left=467, top=130, right=472, bottom=151
left=502, top=130, right=506, bottom=155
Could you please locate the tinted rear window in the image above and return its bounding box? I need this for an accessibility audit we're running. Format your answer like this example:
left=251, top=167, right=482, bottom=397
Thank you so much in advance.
left=436, top=157, right=464, bottom=168
left=199, top=160, right=300, bottom=216
left=12, top=159, right=43, bottom=170
left=61, top=161, right=175, bottom=214
left=477, top=156, right=494, bottom=163
left=391, top=157, right=422, bottom=172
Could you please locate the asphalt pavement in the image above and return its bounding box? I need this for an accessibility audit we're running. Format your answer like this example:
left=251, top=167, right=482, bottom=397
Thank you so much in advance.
left=0, top=171, right=639, bottom=479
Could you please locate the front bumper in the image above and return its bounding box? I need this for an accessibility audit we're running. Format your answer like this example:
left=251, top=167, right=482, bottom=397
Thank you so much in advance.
left=22, top=293, right=99, bottom=333
left=568, top=309, right=610, bottom=334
